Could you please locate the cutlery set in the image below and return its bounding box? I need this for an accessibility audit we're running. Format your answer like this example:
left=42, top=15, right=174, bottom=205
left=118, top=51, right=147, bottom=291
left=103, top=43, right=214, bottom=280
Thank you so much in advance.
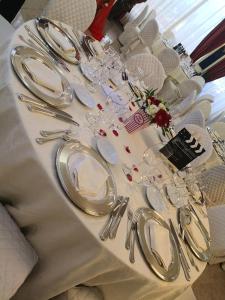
left=100, top=196, right=129, bottom=241
left=18, top=93, right=79, bottom=126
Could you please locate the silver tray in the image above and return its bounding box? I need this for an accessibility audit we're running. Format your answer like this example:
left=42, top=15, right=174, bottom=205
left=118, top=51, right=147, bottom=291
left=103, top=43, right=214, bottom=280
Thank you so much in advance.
left=137, top=208, right=180, bottom=281
left=56, top=141, right=117, bottom=216
left=36, top=17, right=80, bottom=64
left=11, top=46, right=73, bottom=108
left=178, top=207, right=211, bottom=261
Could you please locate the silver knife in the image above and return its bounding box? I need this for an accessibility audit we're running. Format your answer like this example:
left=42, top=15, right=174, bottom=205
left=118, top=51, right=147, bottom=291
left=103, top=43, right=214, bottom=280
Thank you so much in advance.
left=27, top=105, right=79, bottom=126
left=109, top=197, right=129, bottom=239
left=99, top=196, right=123, bottom=241
left=18, top=93, right=73, bottom=120
left=169, top=219, right=191, bottom=281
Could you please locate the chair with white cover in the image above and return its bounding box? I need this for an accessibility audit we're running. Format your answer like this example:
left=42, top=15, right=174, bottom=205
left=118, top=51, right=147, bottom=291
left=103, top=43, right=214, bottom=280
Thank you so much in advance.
left=126, top=53, right=166, bottom=91
left=43, top=0, right=97, bottom=31
left=0, top=15, right=15, bottom=44
left=156, top=77, right=180, bottom=104
left=157, top=48, right=180, bottom=75
left=170, top=90, right=197, bottom=117
left=174, top=109, right=205, bottom=132
left=192, top=100, right=212, bottom=122
left=207, top=204, right=225, bottom=264
left=210, top=122, right=225, bottom=139
left=191, top=75, right=205, bottom=89
left=178, top=79, right=202, bottom=98
left=121, top=19, right=159, bottom=57
left=0, top=203, right=38, bottom=300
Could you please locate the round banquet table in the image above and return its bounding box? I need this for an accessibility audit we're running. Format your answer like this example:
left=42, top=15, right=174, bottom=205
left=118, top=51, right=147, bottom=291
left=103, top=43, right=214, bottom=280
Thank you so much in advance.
left=0, top=20, right=209, bottom=300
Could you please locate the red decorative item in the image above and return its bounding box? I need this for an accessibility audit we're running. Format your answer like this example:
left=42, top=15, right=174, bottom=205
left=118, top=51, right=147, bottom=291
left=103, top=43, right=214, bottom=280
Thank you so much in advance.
left=112, top=129, right=119, bottom=136
left=99, top=129, right=107, bottom=136
left=126, top=174, right=133, bottom=182
left=133, top=165, right=139, bottom=172
left=89, top=0, right=116, bottom=41
left=97, top=103, right=103, bottom=110
left=124, top=109, right=150, bottom=134
left=125, top=146, right=131, bottom=153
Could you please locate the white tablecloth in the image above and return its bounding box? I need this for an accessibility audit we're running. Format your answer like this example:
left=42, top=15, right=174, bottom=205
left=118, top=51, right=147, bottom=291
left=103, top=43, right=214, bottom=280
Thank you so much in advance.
left=0, top=20, right=208, bottom=300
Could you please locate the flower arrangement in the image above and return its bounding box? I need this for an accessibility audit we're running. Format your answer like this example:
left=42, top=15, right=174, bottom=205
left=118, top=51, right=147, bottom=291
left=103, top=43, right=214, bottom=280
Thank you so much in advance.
left=135, top=88, right=172, bottom=130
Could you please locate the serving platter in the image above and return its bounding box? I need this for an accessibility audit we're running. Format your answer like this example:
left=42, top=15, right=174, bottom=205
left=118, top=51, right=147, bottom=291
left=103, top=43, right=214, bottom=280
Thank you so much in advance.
left=56, top=141, right=117, bottom=216
left=11, top=46, right=73, bottom=108
left=178, top=206, right=211, bottom=261
left=36, top=17, right=80, bottom=64
left=137, top=208, right=180, bottom=281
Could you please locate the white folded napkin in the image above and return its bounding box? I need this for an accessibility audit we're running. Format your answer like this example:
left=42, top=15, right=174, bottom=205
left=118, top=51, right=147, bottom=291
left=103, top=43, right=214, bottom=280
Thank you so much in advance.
left=148, top=220, right=172, bottom=270
left=74, top=155, right=108, bottom=197
left=24, top=58, right=62, bottom=94
left=92, top=40, right=104, bottom=56
left=48, top=24, right=74, bottom=52
left=0, top=203, right=38, bottom=300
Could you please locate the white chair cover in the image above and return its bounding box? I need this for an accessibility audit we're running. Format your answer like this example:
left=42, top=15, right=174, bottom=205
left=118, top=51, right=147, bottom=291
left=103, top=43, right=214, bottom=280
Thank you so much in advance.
left=197, top=93, right=214, bottom=102
left=171, top=90, right=197, bottom=117
left=207, top=205, right=225, bottom=264
left=156, top=78, right=180, bottom=103
left=124, top=4, right=149, bottom=30
left=174, top=110, right=205, bottom=131
left=193, top=100, right=212, bottom=121
left=0, top=203, right=38, bottom=300
left=210, top=122, right=225, bottom=139
left=178, top=79, right=202, bottom=98
left=126, top=53, right=166, bottom=91
left=157, top=48, right=180, bottom=75
left=0, top=15, right=15, bottom=44
left=43, top=0, right=97, bottom=31
left=192, top=75, right=205, bottom=89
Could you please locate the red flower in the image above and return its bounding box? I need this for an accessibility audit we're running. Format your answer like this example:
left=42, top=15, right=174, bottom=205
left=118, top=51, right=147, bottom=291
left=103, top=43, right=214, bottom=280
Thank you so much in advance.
left=148, top=96, right=160, bottom=106
left=152, top=109, right=171, bottom=128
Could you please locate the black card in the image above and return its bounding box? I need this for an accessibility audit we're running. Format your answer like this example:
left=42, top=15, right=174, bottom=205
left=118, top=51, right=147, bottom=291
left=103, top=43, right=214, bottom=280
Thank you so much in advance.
left=159, top=128, right=206, bottom=170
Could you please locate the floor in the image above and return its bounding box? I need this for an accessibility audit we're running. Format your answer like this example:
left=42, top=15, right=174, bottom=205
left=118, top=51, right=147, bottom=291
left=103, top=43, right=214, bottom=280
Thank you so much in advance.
left=14, top=5, right=225, bottom=300
left=193, top=264, right=225, bottom=300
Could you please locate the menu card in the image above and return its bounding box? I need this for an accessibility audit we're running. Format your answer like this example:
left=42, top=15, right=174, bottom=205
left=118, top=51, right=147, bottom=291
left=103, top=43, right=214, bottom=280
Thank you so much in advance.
left=159, top=128, right=206, bottom=170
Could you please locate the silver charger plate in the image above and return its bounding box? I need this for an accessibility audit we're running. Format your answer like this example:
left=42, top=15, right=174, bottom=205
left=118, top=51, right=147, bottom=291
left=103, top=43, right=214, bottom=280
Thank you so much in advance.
left=11, top=46, right=73, bottom=108
left=178, top=207, right=211, bottom=261
left=137, top=208, right=180, bottom=281
left=56, top=141, right=117, bottom=216
left=36, top=17, right=80, bottom=64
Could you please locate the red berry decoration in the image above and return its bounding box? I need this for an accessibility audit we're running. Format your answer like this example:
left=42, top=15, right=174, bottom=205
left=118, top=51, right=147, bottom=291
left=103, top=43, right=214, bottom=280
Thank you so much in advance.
left=112, top=129, right=119, bottom=137
left=133, top=165, right=139, bottom=172
left=126, top=174, right=133, bottom=182
left=97, top=103, right=103, bottom=111
left=125, top=146, right=131, bottom=153
left=99, top=129, right=107, bottom=136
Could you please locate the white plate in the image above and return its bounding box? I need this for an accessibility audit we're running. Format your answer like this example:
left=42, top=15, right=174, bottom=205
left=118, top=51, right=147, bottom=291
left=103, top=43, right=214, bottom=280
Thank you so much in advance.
left=73, top=83, right=95, bottom=108
left=165, top=184, right=188, bottom=208
left=146, top=185, right=167, bottom=213
left=79, top=63, right=95, bottom=82
left=97, top=138, right=119, bottom=165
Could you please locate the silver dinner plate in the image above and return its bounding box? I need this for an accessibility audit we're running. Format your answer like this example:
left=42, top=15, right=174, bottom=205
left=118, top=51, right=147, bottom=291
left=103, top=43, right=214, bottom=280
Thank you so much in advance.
left=56, top=141, right=117, bottom=216
left=11, top=46, right=73, bottom=108
left=137, top=208, right=180, bottom=281
left=36, top=17, right=80, bottom=64
left=178, top=207, right=211, bottom=261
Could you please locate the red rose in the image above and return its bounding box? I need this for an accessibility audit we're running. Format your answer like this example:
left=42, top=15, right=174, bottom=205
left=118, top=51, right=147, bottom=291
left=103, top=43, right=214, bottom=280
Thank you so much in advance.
left=148, top=96, right=160, bottom=106
left=152, top=109, right=171, bottom=128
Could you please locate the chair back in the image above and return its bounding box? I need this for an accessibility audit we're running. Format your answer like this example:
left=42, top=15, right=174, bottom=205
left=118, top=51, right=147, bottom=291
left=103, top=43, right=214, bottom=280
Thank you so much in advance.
left=139, top=18, right=159, bottom=48
left=175, top=109, right=205, bottom=131
left=195, top=100, right=212, bottom=121
left=0, top=15, right=15, bottom=44
left=157, top=48, right=180, bottom=75
left=178, top=79, right=202, bottom=98
left=43, top=0, right=97, bottom=31
left=211, top=122, right=225, bottom=139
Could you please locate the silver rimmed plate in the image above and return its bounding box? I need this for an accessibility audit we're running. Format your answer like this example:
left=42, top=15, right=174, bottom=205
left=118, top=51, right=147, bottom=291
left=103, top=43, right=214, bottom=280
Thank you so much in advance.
left=178, top=207, right=211, bottom=261
left=11, top=46, right=73, bottom=108
left=137, top=208, right=180, bottom=281
left=56, top=141, right=117, bottom=216
left=36, top=17, right=80, bottom=64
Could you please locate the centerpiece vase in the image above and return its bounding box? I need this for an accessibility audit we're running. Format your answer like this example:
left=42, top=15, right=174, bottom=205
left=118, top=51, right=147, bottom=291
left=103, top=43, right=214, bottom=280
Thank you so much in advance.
left=124, top=109, right=150, bottom=134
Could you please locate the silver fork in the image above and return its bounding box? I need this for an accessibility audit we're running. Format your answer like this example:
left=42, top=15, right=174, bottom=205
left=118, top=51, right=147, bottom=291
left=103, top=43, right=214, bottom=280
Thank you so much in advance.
left=40, top=129, right=72, bottom=137
left=129, top=208, right=144, bottom=263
